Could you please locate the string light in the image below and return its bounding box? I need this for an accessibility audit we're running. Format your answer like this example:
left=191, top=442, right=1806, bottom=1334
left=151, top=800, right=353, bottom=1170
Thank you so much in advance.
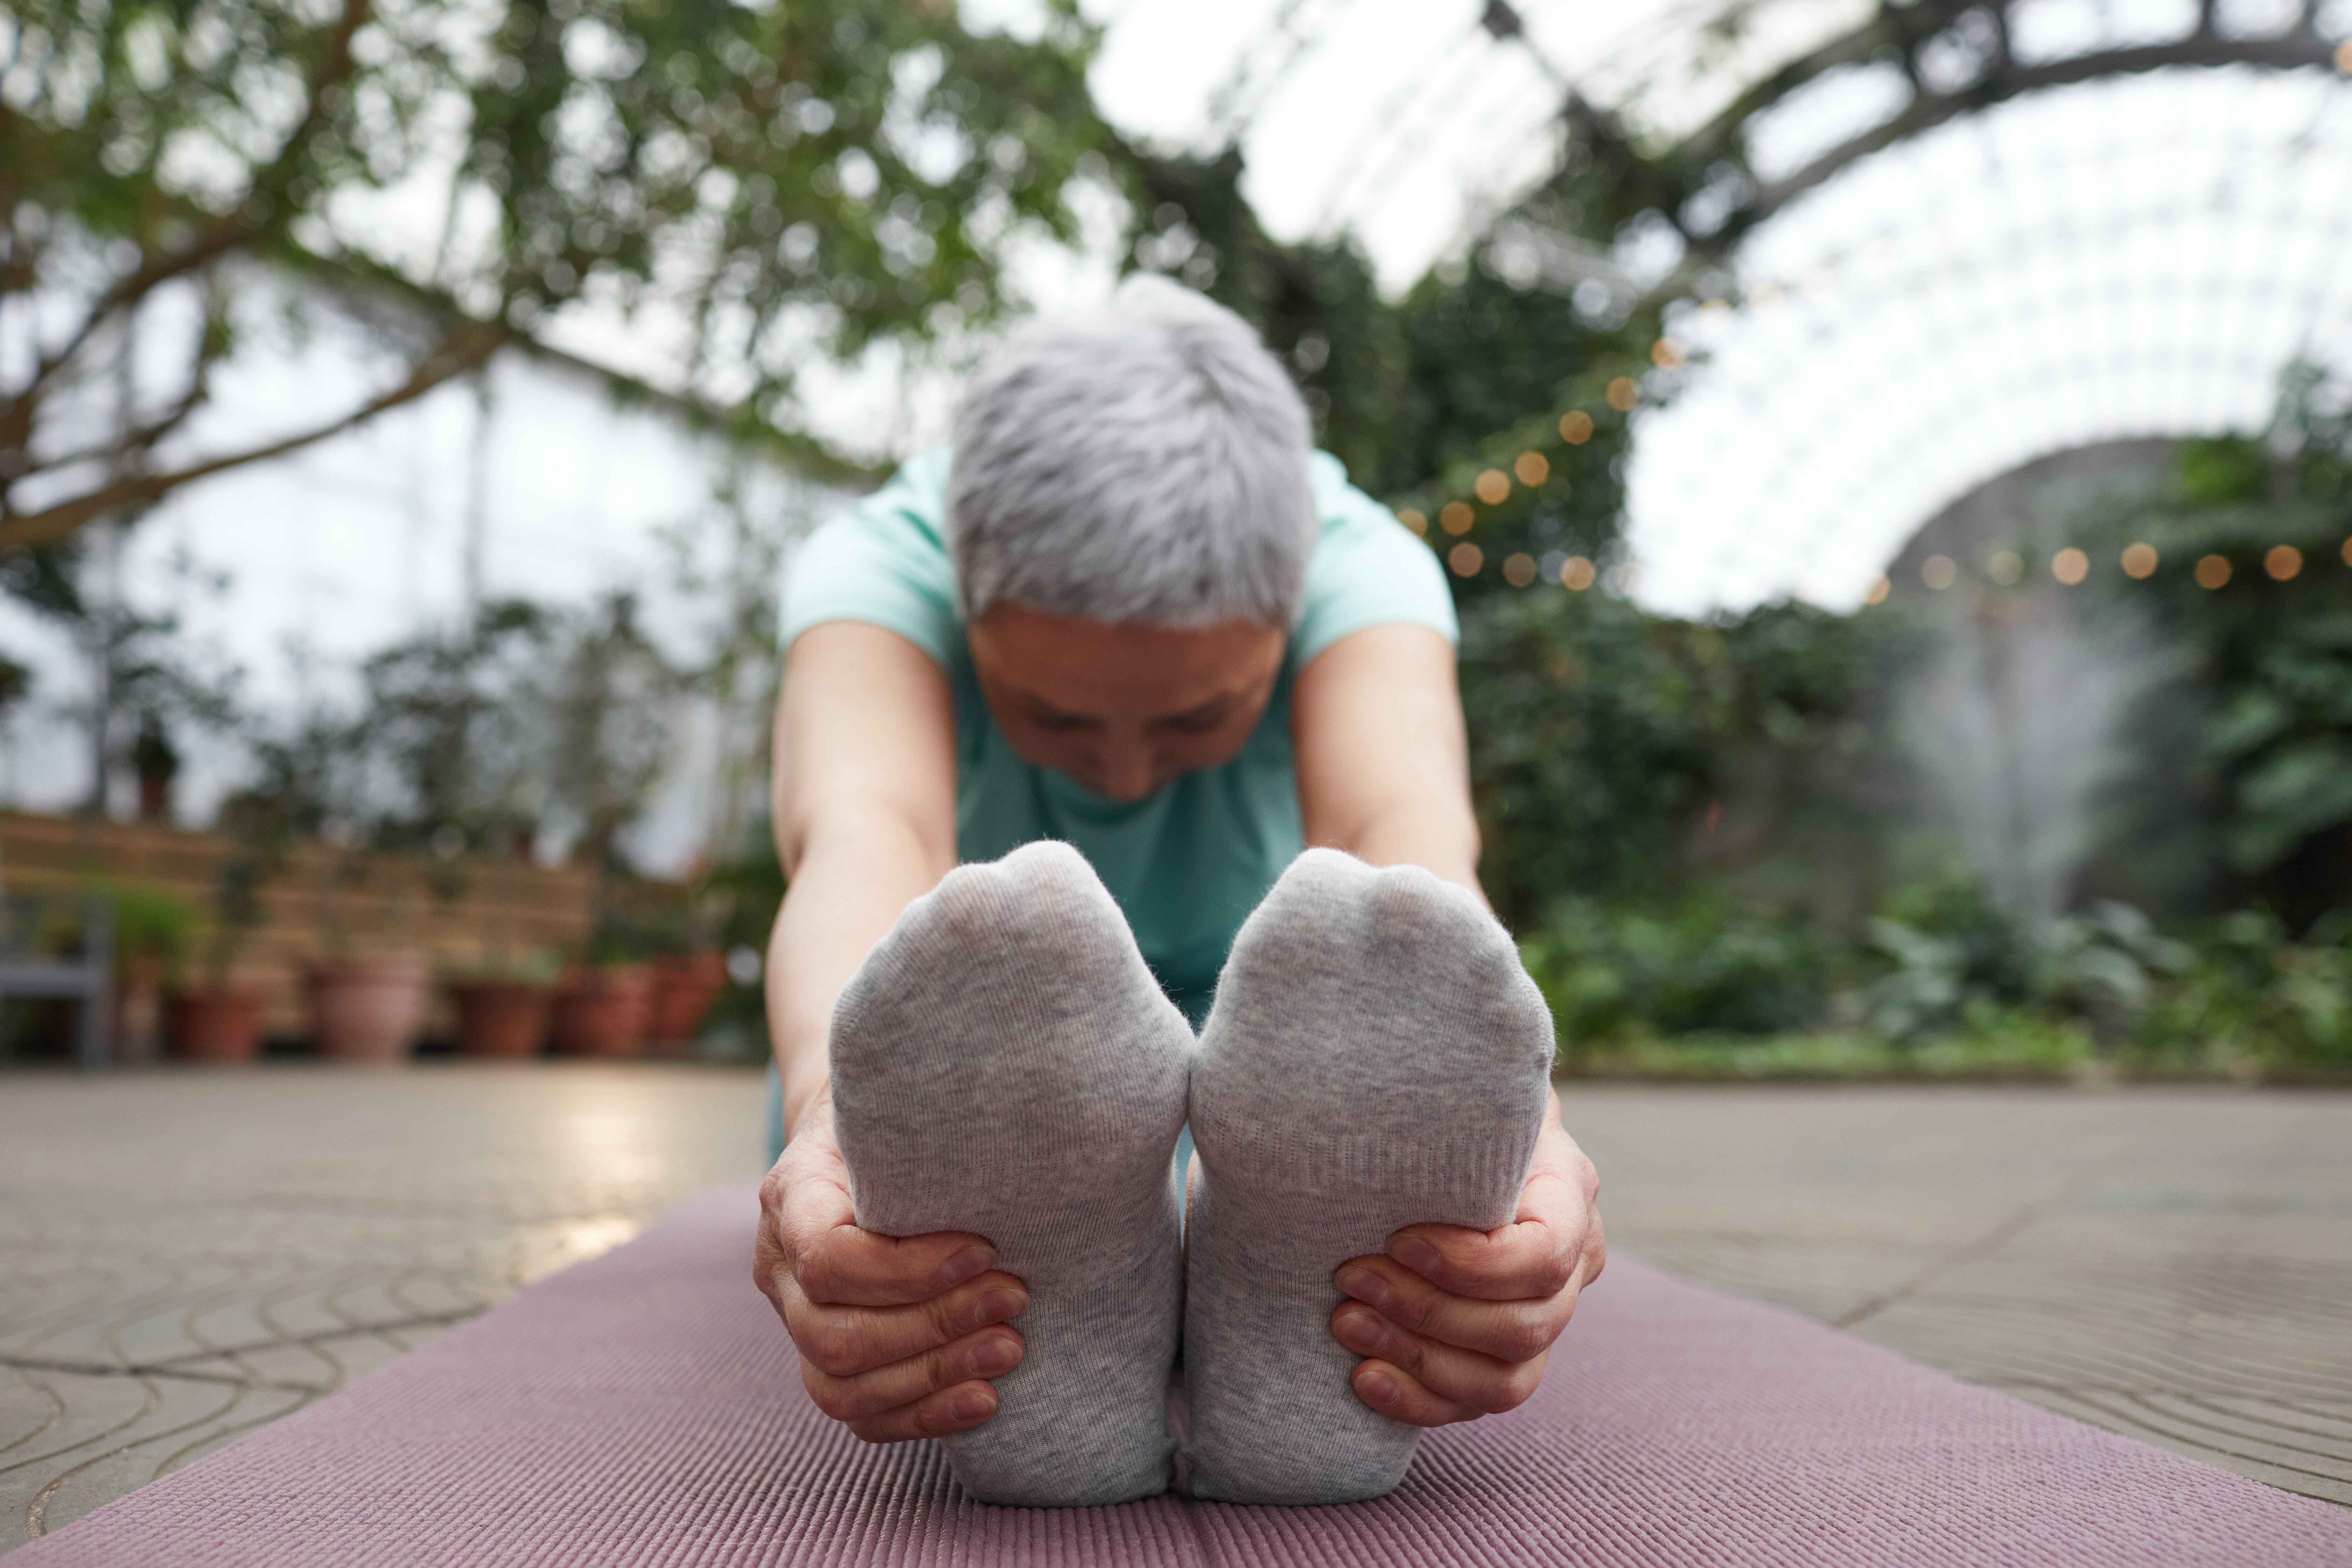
left=2121, top=542, right=2158, bottom=579
left=1513, top=451, right=1549, bottom=486
left=1988, top=550, right=2023, bottom=585
left=1504, top=552, right=1538, bottom=587
left=1475, top=469, right=1511, bottom=505
left=2052, top=547, right=2089, bottom=585
left=1605, top=377, right=1639, bottom=412
left=1865, top=575, right=1890, bottom=605
left=1449, top=541, right=1484, bottom=577
left=1650, top=338, right=1686, bottom=369
left=1398, top=508, right=1428, bottom=537
left=2339, top=39, right=2352, bottom=72
left=2342, top=537, right=2352, bottom=567
left=1559, top=411, right=1594, bottom=444
left=1561, top=555, right=1596, bottom=590
left=1921, top=554, right=1957, bottom=590
left=2266, top=544, right=2303, bottom=581
left=1440, top=501, right=1474, bottom=535
left=2196, top=554, right=2232, bottom=589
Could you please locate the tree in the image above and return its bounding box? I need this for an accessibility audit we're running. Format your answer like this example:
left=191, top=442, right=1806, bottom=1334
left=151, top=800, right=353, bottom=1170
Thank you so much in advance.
left=0, top=0, right=1121, bottom=548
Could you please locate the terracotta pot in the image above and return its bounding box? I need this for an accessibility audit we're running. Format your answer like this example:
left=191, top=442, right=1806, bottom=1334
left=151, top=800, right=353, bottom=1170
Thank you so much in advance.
left=550, top=965, right=653, bottom=1057
left=165, top=990, right=264, bottom=1063
left=646, top=953, right=728, bottom=1056
left=306, top=954, right=432, bottom=1063
left=448, top=980, right=554, bottom=1058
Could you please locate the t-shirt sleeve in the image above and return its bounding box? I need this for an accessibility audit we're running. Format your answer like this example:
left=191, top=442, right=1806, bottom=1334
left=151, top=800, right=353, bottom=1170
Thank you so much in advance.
left=777, top=447, right=962, bottom=669
left=1291, top=451, right=1459, bottom=664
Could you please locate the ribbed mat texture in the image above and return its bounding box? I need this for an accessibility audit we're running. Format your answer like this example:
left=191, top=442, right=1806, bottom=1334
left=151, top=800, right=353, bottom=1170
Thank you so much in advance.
left=18, top=1183, right=2351, bottom=1566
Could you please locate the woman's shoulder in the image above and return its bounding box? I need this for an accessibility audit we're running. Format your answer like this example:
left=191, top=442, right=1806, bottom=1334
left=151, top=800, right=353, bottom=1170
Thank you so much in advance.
left=1294, top=452, right=1457, bottom=662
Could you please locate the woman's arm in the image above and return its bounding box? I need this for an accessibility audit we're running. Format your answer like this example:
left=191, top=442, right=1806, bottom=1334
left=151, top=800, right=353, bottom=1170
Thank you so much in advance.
left=754, top=623, right=1034, bottom=1443
left=1291, top=624, right=1609, bottom=1431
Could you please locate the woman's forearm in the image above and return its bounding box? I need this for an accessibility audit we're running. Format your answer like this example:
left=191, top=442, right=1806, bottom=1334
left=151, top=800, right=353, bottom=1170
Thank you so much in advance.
left=767, top=804, right=955, bottom=1137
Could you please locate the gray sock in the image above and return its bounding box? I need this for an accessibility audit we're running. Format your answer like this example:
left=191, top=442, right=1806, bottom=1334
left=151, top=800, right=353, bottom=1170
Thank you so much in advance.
left=1182, top=849, right=1555, bottom=1505
left=828, top=840, right=1192, bottom=1506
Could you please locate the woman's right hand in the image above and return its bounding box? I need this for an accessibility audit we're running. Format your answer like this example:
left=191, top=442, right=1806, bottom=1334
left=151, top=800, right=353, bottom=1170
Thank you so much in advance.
left=753, top=1092, right=1030, bottom=1441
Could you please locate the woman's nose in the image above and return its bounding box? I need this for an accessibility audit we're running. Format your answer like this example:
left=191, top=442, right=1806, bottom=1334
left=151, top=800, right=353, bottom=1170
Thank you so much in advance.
left=1094, top=743, right=1159, bottom=803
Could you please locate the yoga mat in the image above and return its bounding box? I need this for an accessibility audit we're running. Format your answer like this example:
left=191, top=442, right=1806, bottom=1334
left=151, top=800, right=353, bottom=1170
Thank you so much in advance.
left=18, top=1184, right=2351, bottom=1567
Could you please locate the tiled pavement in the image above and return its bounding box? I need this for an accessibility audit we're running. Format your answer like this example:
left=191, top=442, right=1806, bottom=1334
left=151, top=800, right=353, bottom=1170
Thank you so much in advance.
left=1, top=1070, right=2346, bottom=1552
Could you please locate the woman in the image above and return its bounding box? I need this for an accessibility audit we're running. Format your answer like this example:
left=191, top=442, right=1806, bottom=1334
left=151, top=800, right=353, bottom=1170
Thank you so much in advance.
left=752, top=276, right=1604, bottom=1501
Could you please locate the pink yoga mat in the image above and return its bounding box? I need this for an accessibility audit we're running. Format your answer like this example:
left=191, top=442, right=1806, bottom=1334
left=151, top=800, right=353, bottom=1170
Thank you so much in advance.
left=18, top=1184, right=2351, bottom=1566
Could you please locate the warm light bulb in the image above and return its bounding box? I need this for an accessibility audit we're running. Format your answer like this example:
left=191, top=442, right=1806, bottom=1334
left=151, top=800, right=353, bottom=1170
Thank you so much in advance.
left=1449, top=542, right=1484, bottom=578
left=1475, top=469, right=1511, bottom=505
left=1503, top=552, right=1537, bottom=587
left=2052, top=548, right=2089, bottom=585
left=1562, top=555, right=1596, bottom=591
left=1514, top=451, right=1549, bottom=487
left=2265, top=545, right=2303, bottom=581
left=1921, top=555, right=1957, bottom=591
left=2195, top=554, right=2232, bottom=589
left=1559, top=411, right=1594, bottom=445
left=1865, top=575, right=1890, bottom=606
left=1606, top=377, right=1639, bottom=412
left=1988, top=551, right=2023, bottom=586
left=1440, top=502, right=1475, bottom=535
left=1398, top=509, right=1428, bottom=538
left=2121, top=542, right=2158, bottom=579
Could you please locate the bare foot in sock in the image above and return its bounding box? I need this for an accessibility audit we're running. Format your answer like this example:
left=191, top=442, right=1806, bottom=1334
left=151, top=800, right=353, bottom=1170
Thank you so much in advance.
left=828, top=841, right=1194, bottom=1506
left=1182, top=848, right=1555, bottom=1504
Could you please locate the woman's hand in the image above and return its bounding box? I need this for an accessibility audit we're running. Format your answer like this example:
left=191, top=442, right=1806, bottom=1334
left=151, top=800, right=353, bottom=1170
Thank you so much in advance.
left=1328, top=1093, right=1604, bottom=1425
left=753, top=1093, right=1031, bottom=1442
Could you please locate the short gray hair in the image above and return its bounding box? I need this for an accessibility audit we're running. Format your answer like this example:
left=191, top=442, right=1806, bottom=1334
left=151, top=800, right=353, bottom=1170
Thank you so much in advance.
left=947, top=274, right=1316, bottom=630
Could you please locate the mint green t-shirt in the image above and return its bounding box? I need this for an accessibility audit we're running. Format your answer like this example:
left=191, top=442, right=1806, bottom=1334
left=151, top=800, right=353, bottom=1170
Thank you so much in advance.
left=779, top=446, right=1456, bottom=1022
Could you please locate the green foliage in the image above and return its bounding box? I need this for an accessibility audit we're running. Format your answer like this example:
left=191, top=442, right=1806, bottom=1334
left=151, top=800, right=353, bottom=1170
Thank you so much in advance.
left=1521, top=895, right=1838, bottom=1056
left=3, top=0, right=1125, bottom=541
left=1458, top=587, right=1895, bottom=927
left=2135, top=911, right=2352, bottom=1071
left=2084, top=366, right=2352, bottom=924
left=102, top=881, right=199, bottom=977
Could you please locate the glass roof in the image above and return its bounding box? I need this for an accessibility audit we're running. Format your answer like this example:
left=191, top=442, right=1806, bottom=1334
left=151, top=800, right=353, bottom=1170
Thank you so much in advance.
left=1073, top=0, right=2352, bottom=615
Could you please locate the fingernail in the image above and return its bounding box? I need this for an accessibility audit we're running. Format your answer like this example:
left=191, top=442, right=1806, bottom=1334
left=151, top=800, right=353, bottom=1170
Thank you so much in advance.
left=951, top=1387, right=995, bottom=1422
left=968, top=1335, right=1021, bottom=1376
left=940, top=1246, right=992, bottom=1286
left=972, top=1288, right=1027, bottom=1327
left=1334, top=1309, right=1386, bottom=1355
left=1359, top=1371, right=1399, bottom=1406
left=1336, top=1268, right=1391, bottom=1310
left=1391, top=1238, right=1441, bottom=1275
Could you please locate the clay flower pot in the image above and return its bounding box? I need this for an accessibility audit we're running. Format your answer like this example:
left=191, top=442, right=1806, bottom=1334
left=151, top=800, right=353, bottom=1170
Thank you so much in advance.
left=647, top=953, right=728, bottom=1056
left=447, top=979, right=554, bottom=1058
left=550, top=965, right=652, bottom=1057
left=306, top=953, right=432, bottom=1063
left=165, top=990, right=265, bottom=1063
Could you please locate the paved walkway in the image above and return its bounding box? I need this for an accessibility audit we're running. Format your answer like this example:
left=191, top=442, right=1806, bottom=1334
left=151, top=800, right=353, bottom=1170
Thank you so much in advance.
left=1, top=1069, right=2345, bottom=1552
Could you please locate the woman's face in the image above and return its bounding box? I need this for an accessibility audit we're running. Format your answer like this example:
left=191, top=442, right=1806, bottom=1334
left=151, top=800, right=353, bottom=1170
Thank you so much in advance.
left=967, top=604, right=1287, bottom=803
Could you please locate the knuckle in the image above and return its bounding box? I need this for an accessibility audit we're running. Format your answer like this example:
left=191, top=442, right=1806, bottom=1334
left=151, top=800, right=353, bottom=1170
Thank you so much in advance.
left=803, top=1320, right=868, bottom=1378
left=1493, top=1311, right=1554, bottom=1365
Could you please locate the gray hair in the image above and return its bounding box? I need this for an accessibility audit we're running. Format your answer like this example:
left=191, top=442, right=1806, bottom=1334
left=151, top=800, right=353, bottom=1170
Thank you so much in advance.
left=946, top=274, right=1316, bottom=630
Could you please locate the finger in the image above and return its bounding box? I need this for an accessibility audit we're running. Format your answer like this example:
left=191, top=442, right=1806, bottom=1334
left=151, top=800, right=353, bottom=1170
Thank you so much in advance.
left=1331, top=1305, right=1548, bottom=1417
left=792, top=1222, right=1001, bottom=1309
left=1345, top=1358, right=1481, bottom=1430
left=800, top=1325, right=1026, bottom=1423
left=844, top=1380, right=1001, bottom=1444
left=763, top=1121, right=1002, bottom=1309
left=1334, top=1255, right=1574, bottom=1363
left=1384, top=1206, right=1580, bottom=1302
left=785, top=1271, right=1029, bottom=1377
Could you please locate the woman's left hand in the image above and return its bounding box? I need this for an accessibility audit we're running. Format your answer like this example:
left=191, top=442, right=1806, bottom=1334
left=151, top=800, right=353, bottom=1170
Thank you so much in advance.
left=1328, top=1091, right=1605, bottom=1426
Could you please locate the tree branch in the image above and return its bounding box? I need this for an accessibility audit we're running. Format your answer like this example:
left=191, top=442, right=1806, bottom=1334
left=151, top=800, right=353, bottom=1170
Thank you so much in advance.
left=0, top=0, right=374, bottom=440
left=0, top=321, right=503, bottom=551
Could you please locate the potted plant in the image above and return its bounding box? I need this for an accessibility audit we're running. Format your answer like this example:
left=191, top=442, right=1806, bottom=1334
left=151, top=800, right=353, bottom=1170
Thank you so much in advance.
left=133, top=715, right=179, bottom=823
left=647, top=950, right=728, bottom=1055
left=447, top=948, right=561, bottom=1058
left=550, top=951, right=654, bottom=1057
left=104, top=881, right=197, bottom=1063
left=168, top=818, right=279, bottom=1063
left=303, top=829, right=433, bottom=1064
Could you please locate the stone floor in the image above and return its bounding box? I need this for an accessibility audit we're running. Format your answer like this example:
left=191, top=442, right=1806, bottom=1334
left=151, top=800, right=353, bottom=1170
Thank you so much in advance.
left=1, top=1070, right=2346, bottom=1554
